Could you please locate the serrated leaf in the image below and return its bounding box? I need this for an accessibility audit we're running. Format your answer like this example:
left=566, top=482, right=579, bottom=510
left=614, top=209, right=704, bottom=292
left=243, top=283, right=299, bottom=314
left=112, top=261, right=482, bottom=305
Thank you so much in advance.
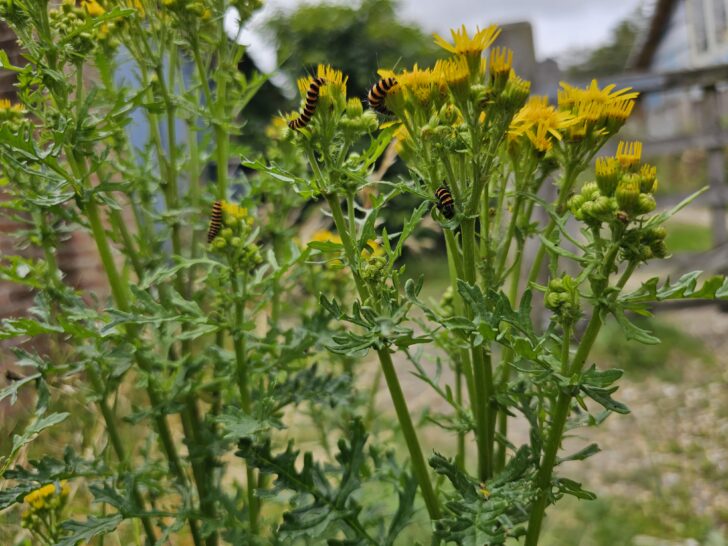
left=56, top=514, right=123, bottom=546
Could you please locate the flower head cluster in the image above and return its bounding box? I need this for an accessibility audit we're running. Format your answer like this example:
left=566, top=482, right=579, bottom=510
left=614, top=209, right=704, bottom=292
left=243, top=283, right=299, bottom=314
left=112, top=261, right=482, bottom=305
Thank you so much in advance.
left=569, top=141, right=666, bottom=261
left=545, top=274, right=581, bottom=325
left=21, top=481, right=70, bottom=531
left=558, top=80, right=639, bottom=139
left=210, top=201, right=262, bottom=270
left=508, top=96, right=577, bottom=152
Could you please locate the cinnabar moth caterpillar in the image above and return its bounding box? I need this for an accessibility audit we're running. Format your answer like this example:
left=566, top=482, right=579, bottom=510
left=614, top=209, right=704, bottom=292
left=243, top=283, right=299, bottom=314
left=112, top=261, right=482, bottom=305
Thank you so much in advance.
left=435, top=186, right=455, bottom=219
left=367, top=77, right=397, bottom=114
left=288, top=77, right=325, bottom=130
left=207, top=200, right=223, bottom=243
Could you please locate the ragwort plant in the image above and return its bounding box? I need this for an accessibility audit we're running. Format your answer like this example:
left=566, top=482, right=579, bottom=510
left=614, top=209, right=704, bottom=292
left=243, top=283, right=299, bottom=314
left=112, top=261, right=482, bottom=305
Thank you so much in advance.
left=1, top=4, right=727, bottom=544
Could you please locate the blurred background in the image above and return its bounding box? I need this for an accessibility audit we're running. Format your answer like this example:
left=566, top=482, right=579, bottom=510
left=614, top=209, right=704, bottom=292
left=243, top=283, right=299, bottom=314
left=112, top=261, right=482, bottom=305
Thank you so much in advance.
left=2, top=0, right=728, bottom=543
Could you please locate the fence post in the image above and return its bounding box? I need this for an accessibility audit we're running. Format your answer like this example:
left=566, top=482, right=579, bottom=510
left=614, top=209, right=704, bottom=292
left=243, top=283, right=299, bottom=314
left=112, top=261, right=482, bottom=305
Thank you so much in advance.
left=702, top=84, right=727, bottom=247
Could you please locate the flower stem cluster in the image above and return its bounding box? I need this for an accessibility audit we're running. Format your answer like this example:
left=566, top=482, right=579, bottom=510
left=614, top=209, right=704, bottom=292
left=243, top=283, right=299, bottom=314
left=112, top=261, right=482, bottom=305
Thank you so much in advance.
left=210, top=201, right=262, bottom=271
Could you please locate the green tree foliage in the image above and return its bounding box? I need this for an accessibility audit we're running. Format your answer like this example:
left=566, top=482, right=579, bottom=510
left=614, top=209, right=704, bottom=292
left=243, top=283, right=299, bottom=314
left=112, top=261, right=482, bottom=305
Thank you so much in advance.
left=565, top=14, right=642, bottom=78
left=266, top=0, right=439, bottom=101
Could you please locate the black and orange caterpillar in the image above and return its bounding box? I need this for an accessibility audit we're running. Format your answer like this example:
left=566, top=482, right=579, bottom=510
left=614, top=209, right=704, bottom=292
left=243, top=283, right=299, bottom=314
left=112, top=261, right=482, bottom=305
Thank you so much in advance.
left=435, top=186, right=455, bottom=219
left=367, top=77, right=397, bottom=114
left=207, top=200, right=223, bottom=243
left=288, top=76, right=325, bottom=131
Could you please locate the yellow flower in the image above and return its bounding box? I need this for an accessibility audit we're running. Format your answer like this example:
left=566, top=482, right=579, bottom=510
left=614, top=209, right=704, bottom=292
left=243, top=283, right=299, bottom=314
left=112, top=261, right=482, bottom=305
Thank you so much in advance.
left=83, top=0, right=105, bottom=17
left=317, top=64, right=347, bottom=101
left=24, top=481, right=70, bottom=510
left=361, top=239, right=384, bottom=259
left=558, top=80, right=638, bottom=134
left=392, top=64, right=442, bottom=108
left=558, top=80, right=638, bottom=108
left=508, top=96, right=577, bottom=152
left=434, top=56, right=469, bottom=97
left=489, top=47, right=513, bottom=76
left=616, top=140, right=643, bottom=167
left=310, top=230, right=342, bottom=245
left=0, top=98, right=25, bottom=114
left=265, top=116, right=288, bottom=140
left=221, top=201, right=252, bottom=226
left=434, top=24, right=501, bottom=57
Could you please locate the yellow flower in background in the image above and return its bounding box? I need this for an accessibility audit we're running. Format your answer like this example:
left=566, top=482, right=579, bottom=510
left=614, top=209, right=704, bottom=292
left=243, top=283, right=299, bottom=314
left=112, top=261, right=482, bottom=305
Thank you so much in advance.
left=558, top=80, right=638, bottom=135
left=558, top=80, right=639, bottom=109
left=265, top=116, right=288, bottom=140
left=616, top=140, right=643, bottom=167
left=310, top=230, right=342, bottom=246
left=434, top=24, right=501, bottom=57
left=24, top=481, right=70, bottom=510
left=361, top=239, right=385, bottom=259
left=508, top=96, right=577, bottom=152
left=0, top=98, right=25, bottom=114
left=221, top=201, right=253, bottom=226
left=83, top=0, right=105, bottom=17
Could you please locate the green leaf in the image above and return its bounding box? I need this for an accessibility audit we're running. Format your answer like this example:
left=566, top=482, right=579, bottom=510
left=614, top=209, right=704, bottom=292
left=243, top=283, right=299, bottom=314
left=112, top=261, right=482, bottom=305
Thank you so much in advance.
left=612, top=307, right=660, bottom=345
left=215, top=407, right=283, bottom=441
left=555, top=477, right=597, bottom=500
left=557, top=443, right=601, bottom=464
left=581, top=385, right=630, bottom=414
left=619, top=271, right=728, bottom=306
left=0, top=372, right=41, bottom=405
left=56, top=514, right=123, bottom=546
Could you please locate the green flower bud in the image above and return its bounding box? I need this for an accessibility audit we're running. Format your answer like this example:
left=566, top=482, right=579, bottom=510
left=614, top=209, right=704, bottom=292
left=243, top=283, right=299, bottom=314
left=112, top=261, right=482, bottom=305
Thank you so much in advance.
left=221, top=227, right=233, bottom=238
left=643, top=226, right=667, bottom=242
left=580, top=181, right=600, bottom=200
left=346, top=97, right=363, bottom=118
left=439, top=103, right=460, bottom=125
left=636, top=193, right=656, bottom=215
left=639, top=245, right=653, bottom=261
left=230, top=236, right=242, bottom=248
left=651, top=239, right=668, bottom=258
left=213, top=237, right=226, bottom=249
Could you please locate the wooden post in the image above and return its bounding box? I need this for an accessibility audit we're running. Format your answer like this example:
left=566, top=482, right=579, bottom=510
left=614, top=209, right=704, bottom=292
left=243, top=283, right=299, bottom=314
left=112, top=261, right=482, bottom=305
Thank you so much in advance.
left=702, top=85, right=727, bottom=247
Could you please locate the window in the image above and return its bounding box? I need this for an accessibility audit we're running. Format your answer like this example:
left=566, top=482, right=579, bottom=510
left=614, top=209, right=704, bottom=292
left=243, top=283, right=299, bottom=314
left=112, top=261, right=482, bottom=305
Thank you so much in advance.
left=715, top=0, right=728, bottom=44
left=690, top=0, right=709, bottom=52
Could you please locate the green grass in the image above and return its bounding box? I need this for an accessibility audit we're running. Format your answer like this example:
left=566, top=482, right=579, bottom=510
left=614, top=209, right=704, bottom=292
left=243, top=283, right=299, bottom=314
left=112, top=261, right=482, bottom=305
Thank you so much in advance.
left=593, top=315, right=712, bottom=382
left=540, top=493, right=722, bottom=546
left=666, top=222, right=712, bottom=254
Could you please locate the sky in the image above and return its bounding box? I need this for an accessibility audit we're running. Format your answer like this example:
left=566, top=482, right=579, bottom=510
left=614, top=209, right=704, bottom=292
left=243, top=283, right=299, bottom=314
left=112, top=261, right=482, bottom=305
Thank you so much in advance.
left=233, top=0, right=648, bottom=73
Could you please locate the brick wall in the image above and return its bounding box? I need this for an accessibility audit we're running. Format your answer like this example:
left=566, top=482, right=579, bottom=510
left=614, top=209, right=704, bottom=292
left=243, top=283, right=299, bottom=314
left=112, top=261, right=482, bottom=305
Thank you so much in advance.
left=1, top=22, right=110, bottom=371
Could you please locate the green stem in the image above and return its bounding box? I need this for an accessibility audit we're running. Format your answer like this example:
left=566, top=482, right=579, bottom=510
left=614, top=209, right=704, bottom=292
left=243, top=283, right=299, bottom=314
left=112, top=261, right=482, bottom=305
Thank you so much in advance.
left=462, top=218, right=492, bottom=480
left=525, top=242, right=628, bottom=545
left=229, top=269, right=259, bottom=535
left=326, top=194, right=441, bottom=521
left=87, top=366, right=157, bottom=544
left=526, top=163, right=578, bottom=287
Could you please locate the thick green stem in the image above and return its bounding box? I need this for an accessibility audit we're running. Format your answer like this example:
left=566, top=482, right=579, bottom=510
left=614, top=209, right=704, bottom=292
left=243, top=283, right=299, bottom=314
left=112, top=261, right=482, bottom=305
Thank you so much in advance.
left=462, top=218, right=493, bottom=480
left=326, top=194, right=441, bottom=521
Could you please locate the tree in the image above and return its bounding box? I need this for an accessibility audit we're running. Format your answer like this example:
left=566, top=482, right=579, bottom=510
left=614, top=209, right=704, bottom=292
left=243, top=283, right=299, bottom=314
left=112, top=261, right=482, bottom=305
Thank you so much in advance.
left=265, top=0, right=439, bottom=102
left=565, top=11, right=644, bottom=79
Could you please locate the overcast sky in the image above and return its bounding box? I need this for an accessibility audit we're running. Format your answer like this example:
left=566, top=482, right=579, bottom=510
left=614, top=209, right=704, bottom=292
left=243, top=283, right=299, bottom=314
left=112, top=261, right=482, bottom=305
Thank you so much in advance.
left=235, top=0, right=647, bottom=72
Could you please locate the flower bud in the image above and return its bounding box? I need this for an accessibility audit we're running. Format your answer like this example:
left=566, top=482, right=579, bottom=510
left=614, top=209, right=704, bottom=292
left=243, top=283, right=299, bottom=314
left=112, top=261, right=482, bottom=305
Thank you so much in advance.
left=221, top=227, right=233, bottom=239
left=636, top=193, right=656, bottom=215
left=346, top=98, right=363, bottom=118
left=639, top=164, right=658, bottom=193
left=650, top=239, right=668, bottom=258
left=595, top=156, right=620, bottom=196
left=616, top=174, right=640, bottom=214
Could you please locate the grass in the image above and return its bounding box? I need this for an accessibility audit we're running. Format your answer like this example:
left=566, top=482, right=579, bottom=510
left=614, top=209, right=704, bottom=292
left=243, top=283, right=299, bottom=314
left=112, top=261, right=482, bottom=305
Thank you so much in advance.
left=666, top=222, right=712, bottom=254
left=592, top=315, right=712, bottom=382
